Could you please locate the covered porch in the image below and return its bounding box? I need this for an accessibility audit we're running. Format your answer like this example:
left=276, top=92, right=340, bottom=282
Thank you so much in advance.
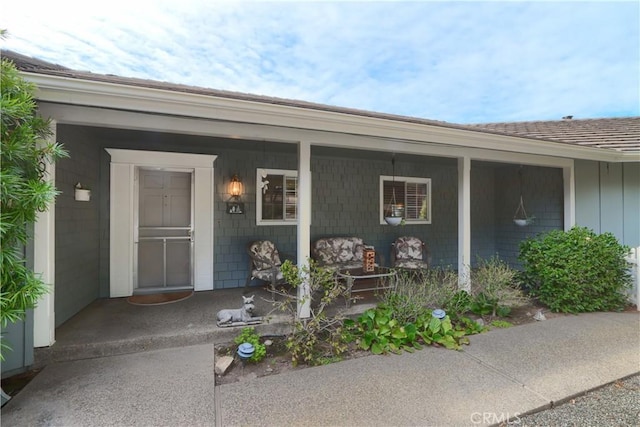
left=30, top=109, right=574, bottom=350
left=23, top=69, right=586, bottom=353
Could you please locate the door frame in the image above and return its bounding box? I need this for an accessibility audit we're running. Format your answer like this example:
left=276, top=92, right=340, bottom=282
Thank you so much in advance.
left=134, top=167, right=195, bottom=293
left=106, top=149, right=217, bottom=297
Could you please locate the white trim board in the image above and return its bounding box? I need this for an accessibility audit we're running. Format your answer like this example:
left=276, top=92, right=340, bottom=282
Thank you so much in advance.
left=106, top=149, right=217, bottom=297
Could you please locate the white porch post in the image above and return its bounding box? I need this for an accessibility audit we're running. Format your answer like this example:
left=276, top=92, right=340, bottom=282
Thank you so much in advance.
left=563, top=162, right=576, bottom=231
left=33, top=121, right=57, bottom=347
left=457, top=156, right=471, bottom=292
left=297, top=141, right=312, bottom=318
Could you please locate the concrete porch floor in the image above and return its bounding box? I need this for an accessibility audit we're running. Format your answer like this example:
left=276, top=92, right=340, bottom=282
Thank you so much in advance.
left=34, top=284, right=380, bottom=368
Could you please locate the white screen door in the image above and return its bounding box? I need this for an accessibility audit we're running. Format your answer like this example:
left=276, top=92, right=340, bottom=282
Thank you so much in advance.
left=136, top=169, right=193, bottom=293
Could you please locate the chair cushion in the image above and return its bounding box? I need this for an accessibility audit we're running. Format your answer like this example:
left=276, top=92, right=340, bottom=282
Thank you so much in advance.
left=314, top=237, right=364, bottom=265
left=394, top=236, right=424, bottom=261
left=249, top=240, right=282, bottom=271
left=395, top=259, right=429, bottom=270
left=252, top=268, right=284, bottom=282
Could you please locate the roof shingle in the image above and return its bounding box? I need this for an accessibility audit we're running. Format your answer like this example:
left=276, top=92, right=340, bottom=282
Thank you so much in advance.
left=467, top=117, right=640, bottom=153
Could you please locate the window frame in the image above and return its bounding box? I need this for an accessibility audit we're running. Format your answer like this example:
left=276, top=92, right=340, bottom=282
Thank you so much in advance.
left=379, top=175, right=432, bottom=225
left=256, top=168, right=298, bottom=226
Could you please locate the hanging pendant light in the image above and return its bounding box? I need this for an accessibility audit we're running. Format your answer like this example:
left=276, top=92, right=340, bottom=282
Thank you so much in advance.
left=384, top=154, right=404, bottom=226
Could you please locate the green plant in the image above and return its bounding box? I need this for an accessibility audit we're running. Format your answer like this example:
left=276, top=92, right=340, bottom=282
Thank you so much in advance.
left=350, top=306, right=423, bottom=355
left=457, top=316, right=488, bottom=334
left=519, top=227, right=631, bottom=313
left=350, top=305, right=475, bottom=355
left=416, top=314, right=470, bottom=350
left=445, top=290, right=472, bottom=317
left=1, top=54, right=68, bottom=360
left=490, top=320, right=513, bottom=329
left=380, top=268, right=459, bottom=325
left=470, top=256, right=528, bottom=318
left=233, top=327, right=266, bottom=363
left=274, top=259, right=351, bottom=366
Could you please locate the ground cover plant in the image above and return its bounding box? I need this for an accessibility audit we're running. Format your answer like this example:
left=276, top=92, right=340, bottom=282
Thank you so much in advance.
left=344, top=268, right=479, bottom=354
left=233, top=327, right=266, bottom=363
left=519, top=226, right=631, bottom=313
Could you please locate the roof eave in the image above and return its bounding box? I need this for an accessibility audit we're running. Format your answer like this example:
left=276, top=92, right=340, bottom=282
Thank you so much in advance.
left=23, top=72, right=638, bottom=163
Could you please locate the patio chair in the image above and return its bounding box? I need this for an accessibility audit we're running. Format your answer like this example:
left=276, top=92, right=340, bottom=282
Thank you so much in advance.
left=245, top=240, right=293, bottom=296
left=390, top=236, right=431, bottom=271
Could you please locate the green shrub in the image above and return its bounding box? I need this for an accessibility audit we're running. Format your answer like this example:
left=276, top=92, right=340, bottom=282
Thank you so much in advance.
left=445, top=290, right=472, bottom=316
left=233, top=327, right=266, bottom=363
left=380, top=268, right=459, bottom=324
left=470, top=256, right=528, bottom=317
left=1, top=54, right=68, bottom=360
left=519, top=226, right=631, bottom=313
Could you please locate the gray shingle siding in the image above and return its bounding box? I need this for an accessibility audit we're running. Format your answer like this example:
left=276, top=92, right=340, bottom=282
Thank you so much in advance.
left=494, top=165, right=564, bottom=267
left=52, top=125, right=566, bottom=326
left=55, top=128, right=101, bottom=326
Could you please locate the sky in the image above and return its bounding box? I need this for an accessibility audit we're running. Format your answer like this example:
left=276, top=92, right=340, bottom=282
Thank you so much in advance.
left=1, top=0, right=638, bottom=124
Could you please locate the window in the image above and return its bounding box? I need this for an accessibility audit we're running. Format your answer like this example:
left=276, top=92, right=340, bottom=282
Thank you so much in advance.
left=256, top=168, right=298, bottom=225
left=379, top=175, right=431, bottom=224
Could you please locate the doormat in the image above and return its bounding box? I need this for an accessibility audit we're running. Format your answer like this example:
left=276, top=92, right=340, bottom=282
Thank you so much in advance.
left=127, top=291, right=193, bottom=306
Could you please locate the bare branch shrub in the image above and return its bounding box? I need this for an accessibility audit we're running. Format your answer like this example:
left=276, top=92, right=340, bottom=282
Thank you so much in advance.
left=270, top=260, right=351, bottom=366
left=470, top=256, right=529, bottom=311
left=379, top=268, right=459, bottom=325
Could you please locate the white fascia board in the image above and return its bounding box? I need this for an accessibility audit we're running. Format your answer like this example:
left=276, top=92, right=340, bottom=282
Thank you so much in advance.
left=26, top=73, right=636, bottom=163
left=35, top=103, right=588, bottom=169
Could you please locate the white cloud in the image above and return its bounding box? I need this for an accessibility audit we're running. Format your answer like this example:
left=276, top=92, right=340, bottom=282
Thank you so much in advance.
left=1, top=0, right=638, bottom=123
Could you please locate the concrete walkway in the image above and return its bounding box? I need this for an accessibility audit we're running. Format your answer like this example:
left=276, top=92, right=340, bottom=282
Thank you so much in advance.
left=2, top=312, right=638, bottom=426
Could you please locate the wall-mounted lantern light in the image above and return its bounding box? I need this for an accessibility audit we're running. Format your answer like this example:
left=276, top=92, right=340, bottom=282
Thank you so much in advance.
left=226, top=174, right=244, bottom=214
left=228, top=174, right=243, bottom=199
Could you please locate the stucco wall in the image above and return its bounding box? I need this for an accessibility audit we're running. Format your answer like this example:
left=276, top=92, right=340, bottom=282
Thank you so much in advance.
left=575, top=160, right=640, bottom=247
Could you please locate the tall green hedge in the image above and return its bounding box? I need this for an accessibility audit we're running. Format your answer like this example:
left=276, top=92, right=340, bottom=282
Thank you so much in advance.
left=519, top=226, right=631, bottom=313
left=1, top=56, right=68, bottom=359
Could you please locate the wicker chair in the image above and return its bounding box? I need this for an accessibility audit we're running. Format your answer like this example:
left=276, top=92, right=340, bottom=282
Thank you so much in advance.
left=390, top=236, right=431, bottom=270
left=245, top=240, right=293, bottom=294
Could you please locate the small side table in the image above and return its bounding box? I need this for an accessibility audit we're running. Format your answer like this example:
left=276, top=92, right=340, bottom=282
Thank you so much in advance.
left=336, top=267, right=397, bottom=307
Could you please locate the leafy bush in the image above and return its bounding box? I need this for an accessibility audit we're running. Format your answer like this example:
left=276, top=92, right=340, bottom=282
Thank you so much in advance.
left=469, top=256, right=528, bottom=317
left=519, top=227, right=631, bottom=313
left=348, top=307, right=472, bottom=354
left=1, top=55, right=68, bottom=359
left=233, top=327, right=266, bottom=363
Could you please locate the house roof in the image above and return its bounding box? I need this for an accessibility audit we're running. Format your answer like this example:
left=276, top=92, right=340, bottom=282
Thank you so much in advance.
left=468, top=117, right=640, bottom=153
left=2, top=49, right=639, bottom=155
left=1, top=49, right=450, bottom=128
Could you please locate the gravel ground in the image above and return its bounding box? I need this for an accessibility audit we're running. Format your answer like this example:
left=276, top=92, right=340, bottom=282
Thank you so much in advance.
left=516, top=374, right=640, bottom=426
